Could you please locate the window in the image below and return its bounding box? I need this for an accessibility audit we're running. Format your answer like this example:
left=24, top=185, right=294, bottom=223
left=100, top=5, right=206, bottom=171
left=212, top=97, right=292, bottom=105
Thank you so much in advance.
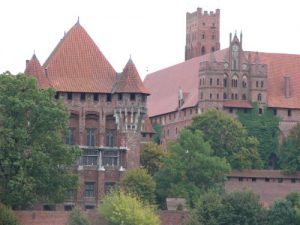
left=252, top=178, right=256, bottom=182
left=67, top=92, right=72, bottom=100
left=261, top=81, right=264, bottom=87
left=64, top=205, right=74, bottom=211
left=104, top=182, right=116, bottom=194
left=235, top=93, right=238, bottom=100
left=93, top=93, right=99, bottom=101
left=291, top=178, right=296, bottom=183
left=202, top=34, right=205, bottom=39
left=217, top=94, right=219, bottom=99
left=288, top=109, right=292, bottom=117
left=231, top=93, right=234, bottom=99
left=85, top=205, right=95, bottom=210
left=257, top=93, right=262, bottom=102
left=103, top=150, right=119, bottom=167
left=242, top=94, right=246, bottom=100
left=106, top=94, right=112, bottom=102
left=66, top=128, right=75, bottom=145
left=210, top=93, right=212, bottom=99
left=211, top=47, right=215, bottom=52
left=175, top=127, right=178, bottom=134
left=118, top=93, right=123, bottom=101
left=238, top=177, right=243, bottom=182
left=210, top=78, right=213, bottom=86
left=43, top=205, right=56, bottom=211
left=55, top=92, right=60, bottom=99
left=242, top=80, right=247, bottom=88
left=232, top=76, right=238, bottom=88
left=273, top=109, right=277, bottom=115
left=130, top=93, right=135, bottom=101
left=259, top=108, right=263, bottom=114
left=217, top=79, right=219, bottom=85
left=84, top=182, right=95, bottom=197
left=106, top=130, right=115, bottom=147
left=256, top=81, right=259, bottom=88
left=224, top=77, right=227, bottom=87
left=81, top=149, right=98, bottom=165
left=229, top=108, right=233, bottom=113
left=80, top=93, right=86, bottom=101
left=142, top=133, right=146, bottom=138
left=86, top=128, right=96, bottom=146
left=278, top=178, right=283, bottom=183
left=201, top=46, right=205, bottom=55
left=265, top=178, right=270, bottom=182
left=223, top=93, right=227, bottom=99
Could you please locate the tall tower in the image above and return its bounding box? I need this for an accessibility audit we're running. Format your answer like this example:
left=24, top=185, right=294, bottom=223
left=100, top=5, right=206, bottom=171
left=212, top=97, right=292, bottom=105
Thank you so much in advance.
left=185, top=8, right=220, bottom=60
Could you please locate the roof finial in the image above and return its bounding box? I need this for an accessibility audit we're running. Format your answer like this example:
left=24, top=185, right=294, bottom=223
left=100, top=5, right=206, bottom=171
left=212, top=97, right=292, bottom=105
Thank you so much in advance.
left=127, top=54, right=133, bottom=64
left=76, top=16, right=80, bottom=26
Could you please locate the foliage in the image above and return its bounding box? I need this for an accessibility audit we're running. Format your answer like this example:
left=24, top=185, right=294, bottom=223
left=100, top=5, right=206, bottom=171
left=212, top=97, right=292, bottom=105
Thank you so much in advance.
left=152, top=123, right=162, bottom=144
left=0, top=73, right=80, bottom=209
left=121, top=168, right=156, bottom=204
left=221, top=190, right=263, bottom=225
left=279, top=123, right=300, bottom=173
left=155, top=129, right=230, bottom=207
left=187, top=191, right=223, bottom=225
left=66, top=207, right=91, bottom=225
left=238, top=104, right=280, bottom=168
left=188, top=109, right=262, bottom=169
left=267, top=199, right=295, bottom=225
left=141, top=142, right=166, bottom=176
left=98, top=190, right=160, bottom=225
left=0, top=203, right=20, bottom=225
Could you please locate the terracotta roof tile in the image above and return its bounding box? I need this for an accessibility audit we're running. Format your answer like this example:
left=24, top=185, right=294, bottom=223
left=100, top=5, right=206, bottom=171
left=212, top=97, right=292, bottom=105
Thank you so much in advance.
left=113, top=58, right=150, bottom=94
left=43, top=23, right=116, bottom=93
left=142, top=116, right=155, bottom=134
left=223, top=100, right=253, bottom=108
left=24, top=54, right=50, bottom=88
left=144, top=49, right=228, bottom=117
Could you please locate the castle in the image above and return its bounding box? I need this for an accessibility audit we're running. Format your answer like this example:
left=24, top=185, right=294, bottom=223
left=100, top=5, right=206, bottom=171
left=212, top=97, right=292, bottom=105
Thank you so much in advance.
left=144, top=8, right=300, bottom=149
left=24, top=20, right=154, bottom=210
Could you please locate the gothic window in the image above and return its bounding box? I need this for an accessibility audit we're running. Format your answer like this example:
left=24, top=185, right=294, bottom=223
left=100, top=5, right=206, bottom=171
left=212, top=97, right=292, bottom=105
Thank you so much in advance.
left=217, top=79, right=219, bottom=85
left=256, top=81, right=259, bottom=88
left=232, top=75, right=238, bottom=88
left=242, top=76, right=247, bottom=88
left=84, top=182, right=95, bottom=197
left=210, top=78, right=213, bottom=86
left=106, top=129, right=115, bottom=147
left=66, top=128, right=75, bottom=145
left=261, top=81, right=264, bottom=87
left=242, top=94, right=247, bottom=100
left=210, top=93, right=212, bottom=99
left=201, top=46, right=206, bottom=55
left=223, top=93, right=227, bottom=99
left=86, top=128, right=96, bottom=146
left=231, top=93, right=234, bottom=99
left=235, top=93, right=238, bottom=100
left=257, top=93, right=262, bottom=102
left=217, top=94, right=219, bottom=99
left=224, top=75, right=228, bottom=87
left=103, top=150, right=119, bottom=167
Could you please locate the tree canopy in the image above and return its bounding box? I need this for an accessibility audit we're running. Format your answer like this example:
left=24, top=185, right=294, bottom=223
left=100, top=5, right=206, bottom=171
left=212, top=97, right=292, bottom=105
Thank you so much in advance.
left=188, top=109, right=262, bottom=169
left=98, top=190, right=160, bottom=225
left=0, top=73, right=80, bottom=208
left=0, top=203, right=20, bottom=225
left=279, top=123, right=300, bottom=172
left=121, top=168, right=156, bottom=204
left=155, top=129, right=230, bottom=206
left=141, top=142, right=166, bottom=176
left=238, top=105, right=280, bottom=168
left=66, top=207, right=91, bottom=225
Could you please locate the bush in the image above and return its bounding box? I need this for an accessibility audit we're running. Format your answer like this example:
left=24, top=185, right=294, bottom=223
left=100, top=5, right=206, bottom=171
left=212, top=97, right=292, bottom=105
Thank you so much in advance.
left=66, top=207, right=91, bottom=225
left=0, top=203, right=20, bottom=225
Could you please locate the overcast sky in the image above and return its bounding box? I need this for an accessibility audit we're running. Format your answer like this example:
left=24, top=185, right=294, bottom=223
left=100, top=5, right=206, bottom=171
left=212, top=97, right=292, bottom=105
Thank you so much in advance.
left=1, top=0, right=300, bottom=79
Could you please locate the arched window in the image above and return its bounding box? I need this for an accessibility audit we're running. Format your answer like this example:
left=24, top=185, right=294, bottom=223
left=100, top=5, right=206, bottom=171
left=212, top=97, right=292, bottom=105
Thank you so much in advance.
left=242, top=94, right=247, bottom=100
left=235, top=93, right=238, bottom=100
left=242, top=75, right=247, bottom=88
left=224, top=74, right=228, bottom=87
left=232, top=75, right=238, bottom=88
left=257, top=93, right=262, bottom=102
left=231, top=93, right=234, bottom=99
left=217, top=79, right=220, bottom=85
left=201, top=46, right=206, bottom=55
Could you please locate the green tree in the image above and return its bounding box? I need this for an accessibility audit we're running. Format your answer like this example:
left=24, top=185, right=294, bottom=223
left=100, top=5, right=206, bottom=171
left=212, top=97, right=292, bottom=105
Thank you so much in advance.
left=221, top=190, right=263, bottom=225
left=98, top=190, right=160, bottom=225
left=141, top=142, right=166, bottom=176
left=155, top=129, right=230, bottom=207
left=187, top=191, right=223, bottom=225
left=0, top=203, right=20, bottom=225
left=0, top=73, right=80, bottom=208
left=238, top=105, right=280, bottom=168
left=267, top=199, right=295, bottom=225
left=66, top=207, right=91, bottom=225
left=188, top=109, right=262, bottom=169
left=121, top=168, right=156, bottom=204
left=152, top=123, right=162, bottom=144
left=279, top=123, right=300, bottom=172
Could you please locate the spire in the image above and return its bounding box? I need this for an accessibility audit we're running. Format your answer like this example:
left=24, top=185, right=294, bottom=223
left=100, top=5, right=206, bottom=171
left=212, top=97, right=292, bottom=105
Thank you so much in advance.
left=76, top=16, right=80, bottom=26
left=127, top=54, right=134, bottom=65
left=240, top=31, right=243, bottom=48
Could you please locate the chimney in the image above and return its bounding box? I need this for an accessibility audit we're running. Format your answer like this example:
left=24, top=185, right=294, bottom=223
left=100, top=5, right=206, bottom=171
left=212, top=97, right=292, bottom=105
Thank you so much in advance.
left=284, top=76, right=291, bottom=98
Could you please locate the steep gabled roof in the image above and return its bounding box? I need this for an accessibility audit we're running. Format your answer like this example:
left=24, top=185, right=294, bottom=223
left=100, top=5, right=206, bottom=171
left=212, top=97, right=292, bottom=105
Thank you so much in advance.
left=144, top=49, right=228, bottom=117
left=24, top=54, right=50, bottom=88
left=43, top=23, right=116, bottom=93
left=113, top=58, right=150, bottom=94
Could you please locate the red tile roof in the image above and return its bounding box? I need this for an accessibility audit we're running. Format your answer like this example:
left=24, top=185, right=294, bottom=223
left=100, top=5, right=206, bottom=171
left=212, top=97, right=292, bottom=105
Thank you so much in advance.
left=144, top=49, right=228, bottom=117
left=223, top=100, right=253, bottom=108
left=113, top=58, right=150, bottom=94
left=144, top=50, right=300, bottom=117
left=250, top=52, right=300, bottom=109
left=24, top=54, right=50, bottom=88
left=43, top=23, right=116, bottom=93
